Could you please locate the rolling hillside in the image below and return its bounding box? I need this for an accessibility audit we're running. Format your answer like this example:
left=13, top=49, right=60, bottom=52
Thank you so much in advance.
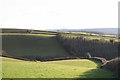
left=2, top=32, right=69, bottom=60
left=2, top=57, right=114, bottom=78
left=1, top=28, right=117, bottom=79
left=1, top=28, right=119, bottom=60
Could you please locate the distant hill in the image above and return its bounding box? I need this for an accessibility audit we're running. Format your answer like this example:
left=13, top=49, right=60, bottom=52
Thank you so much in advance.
left=46, top=28, right=118, bottom=35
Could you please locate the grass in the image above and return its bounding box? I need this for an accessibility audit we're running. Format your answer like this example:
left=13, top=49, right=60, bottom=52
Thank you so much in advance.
left=2, top=57, right=114, bottom=78
left=1, top=29, right=117, bottom=79
left=2, top=33, right=69, bottom=59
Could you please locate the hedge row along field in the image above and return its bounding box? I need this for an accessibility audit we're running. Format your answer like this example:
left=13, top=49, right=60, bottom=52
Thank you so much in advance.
left=102, top=57, right=120, bottom=76
left=56, top=33, right=119, bottom=60
left=1, top=28, right=57, bottom=35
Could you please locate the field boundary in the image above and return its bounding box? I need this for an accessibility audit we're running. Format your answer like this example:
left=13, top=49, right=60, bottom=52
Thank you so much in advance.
left=2, top=55, right=107, bottom=67
left=88, top=57, right=107, bottom=67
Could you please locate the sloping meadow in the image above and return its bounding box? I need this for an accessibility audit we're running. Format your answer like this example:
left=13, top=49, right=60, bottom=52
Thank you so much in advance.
left=2, top=57, right=114, bottom=78
left=2, top=33, right=69, bottom=60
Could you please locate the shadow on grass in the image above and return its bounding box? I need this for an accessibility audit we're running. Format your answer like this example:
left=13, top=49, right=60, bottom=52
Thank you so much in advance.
left=1, top=60, right=118, bottom=80
left=76, top=60, right=117, bottom=79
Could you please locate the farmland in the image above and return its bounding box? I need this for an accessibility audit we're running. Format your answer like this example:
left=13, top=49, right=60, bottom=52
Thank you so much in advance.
left=2, top=57, right=114, bottom=78
left=2, top=29, right=118, bottom=60
left=2, top=33, right=69, bottom=60
left=1, top=28, right=119, bottom=78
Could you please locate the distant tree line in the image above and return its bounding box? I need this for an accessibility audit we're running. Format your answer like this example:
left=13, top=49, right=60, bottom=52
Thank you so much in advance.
left=2, top=29, right=34, bottom=33
left=56, top=33, right=119, bottom=60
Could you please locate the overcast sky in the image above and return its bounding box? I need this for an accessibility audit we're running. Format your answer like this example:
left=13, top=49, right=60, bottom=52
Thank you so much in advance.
left=0, top=0, right=119, bottom=30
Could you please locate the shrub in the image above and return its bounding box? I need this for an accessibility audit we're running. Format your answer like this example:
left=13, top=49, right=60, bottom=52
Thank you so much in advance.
left=110, top=39, right=114, bottom=44
left=86, top=52, right=91, bottom=58
left=102, top=57, right=120, bottom=76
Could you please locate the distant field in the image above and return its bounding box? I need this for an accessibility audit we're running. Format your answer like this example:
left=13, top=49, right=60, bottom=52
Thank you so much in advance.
left=60, top=33, right=118, bottom=42
left=2, top=57, right=114, bottom=78
left=1, top=28, right=57, bottom=35
left=59, top=31, right=117, bottom=38
left=2, top=33, right=69, bottom=59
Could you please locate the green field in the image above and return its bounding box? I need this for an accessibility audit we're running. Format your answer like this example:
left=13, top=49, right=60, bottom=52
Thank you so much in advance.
left=2, top=57, right=114, bottom=78
left=2, top=33, right=69, bottom=59
left=1, top=29, right=117, bottom=79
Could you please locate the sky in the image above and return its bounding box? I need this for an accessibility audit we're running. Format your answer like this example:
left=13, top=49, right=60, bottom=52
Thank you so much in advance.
left=0, top=0, right=119, bottom=30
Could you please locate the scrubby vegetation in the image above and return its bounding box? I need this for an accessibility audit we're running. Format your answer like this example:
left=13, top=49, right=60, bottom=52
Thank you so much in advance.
left=102, top=57, right=120, bottom=76
left=56, top=33, right=119, bottom=60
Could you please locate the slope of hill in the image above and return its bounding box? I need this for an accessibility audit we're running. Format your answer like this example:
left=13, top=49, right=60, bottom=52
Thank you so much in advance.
left=1, top=28, right=117, bottom=78
left=2, top=57, right=114, bottom=78
left=2, top=33, right=69, bottom=60
left=1, top=28, right=119, bottom=60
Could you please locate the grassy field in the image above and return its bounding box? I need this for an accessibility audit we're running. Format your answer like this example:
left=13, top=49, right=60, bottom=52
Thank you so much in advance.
left=2, top=33, right=69, bottom=59
left=1, top=29, right=117, bottom=79
left=2, top=57, right=114, bottom=78
left=1, top=29, right=119, bottom=60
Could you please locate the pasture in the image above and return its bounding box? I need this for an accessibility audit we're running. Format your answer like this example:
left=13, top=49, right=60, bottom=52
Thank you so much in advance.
left=2, top=33, right=69, bottom=59
left=1, top=28, right=118, bottom=79
left=2, top=57, right=114, bottom=78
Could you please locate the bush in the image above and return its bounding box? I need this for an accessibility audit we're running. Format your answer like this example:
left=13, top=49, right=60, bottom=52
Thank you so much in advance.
left=102, top=57, right=120, bottom=76
left=86, top=52, right=91, bottom=58
left=110, top=39, right=114, bottom=44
